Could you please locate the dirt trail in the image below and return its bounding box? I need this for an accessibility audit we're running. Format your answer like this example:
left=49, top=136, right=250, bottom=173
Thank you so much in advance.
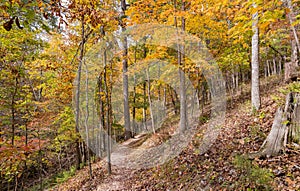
left=94, top=76, right=285, bottom=190
left=96, top=167, right=133, bottom=191
left=96, top=134, right=150, bottom=191
left=55, top=76, right=287, bottom=191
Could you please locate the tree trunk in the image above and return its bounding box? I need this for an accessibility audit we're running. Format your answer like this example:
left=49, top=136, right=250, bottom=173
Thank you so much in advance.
left=286, top=0, right=300, bottom=55
left=11, top=77, right=18, bottom=146
left=74, top=14, right=85, bottom=170
left=250, top=92, right=300, bottom=158
left=84, top=61, right=92, bottom=178
left=284, top=57, right=299, bottom=83
left=251, top=3, right=261, bottom=111
left=279, top=57, right=282, bottom=74
left=146, top=67, right=155, bottom=134
left=273, top=59, right=277, bottom=75
left=120, top=0, right=131, bottom=140
left=103, top=51, right=112, bottom=175
left=132, top=74, right=137, bottom=135
left=169, top=86, right=178, bottom=114
left=267, top=60, right=271, bottom=77
left=143, top=82, right=147, bottom=131
left=98, top=76, right=105, bottom=157
left=264, top=61, right=267, bottom=77
left=176, top=0, right=187, bottom=132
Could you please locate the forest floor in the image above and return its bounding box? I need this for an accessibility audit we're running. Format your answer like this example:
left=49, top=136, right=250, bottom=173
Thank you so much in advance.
left=49, top=76, right=300, bottom=191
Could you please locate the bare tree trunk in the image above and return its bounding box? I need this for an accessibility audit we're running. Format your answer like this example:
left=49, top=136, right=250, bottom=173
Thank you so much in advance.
left=120, top=0, right=131, bottom=140
left=84, top=62, right=92, bottom=178
left=74, top=14, right=85, bottom=170
left=103, top=51, right=112, bottom=175
left=98, top=76, right=105, bottom=157
left=285, top=8, right=300, bottom=82
left=251, top=3, right=261, bottom=111
left=291, top=40, right=298, bottom=64
left=273, top=59, right=277, bottom=75
left=286, top=0, right=300, bottom=55
left=279, top=57, right=282, bottom=74
left=169, top=86, right=178, bottom=114
left=163, top=86, right=167, bottom=112
left=196, top=71, right=201, bottom=110
left=108, top=55, right=114, bottom=174
left=37, top=124, right=43, bottom=190
left=132, top=74, right=137, bottom=135
left=132, top=47, right=137, bottom=135
left=235, top=71, right=239, bottom=94
left=284, top=62, right=298, bottom=83
left=267, top=60, right=271, bottom=77
left=143, top=82, right=147, bottom=131
left=176, top=0, right=187, bottom=132
left=146, top=67, right=155, bottom=134
left=264, top=61, right=267, bottom=77
left=11, top=77, right=18, bottom=146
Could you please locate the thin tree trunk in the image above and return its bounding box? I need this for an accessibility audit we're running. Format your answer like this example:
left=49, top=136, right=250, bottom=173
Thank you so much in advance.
left=143, top=81, right=147, bottom=131
left=84, top=61, right=92, bottom=178
left=108, top=54, right=114, bottom=174
left=132, top=47, right=137, bottom=135
left=74, top=14, right=85, bottom=170
left=38, top=125, right=43, bottom=190
left=291, top=40, right=298, bottom=64
left=163, top=86, right=167, bottom=112
left=103, top=50, right=112, bottom=175
left=279, top=57, right=282, bottom=74
left=146, top=68, right=155, bottom=134
left=169, top=86, right=178, bottom=114
left=286, top=0, right=300, bottom=54
left=11, top=77, right=18, bottom=146
left=267, top=60, right=271, bottom=76
left=264, top=61, right=267, bottom=78
left=273, top=58, right=277, bottom=75
left=132, top=74, right=136, bottom=135
left=99, top=75, right=106, bottom=154
left=177, top=0, right=187, bottom=132
left=120, top=0, right=131, bottom=140
left=251, top=2, right=261, bottom=111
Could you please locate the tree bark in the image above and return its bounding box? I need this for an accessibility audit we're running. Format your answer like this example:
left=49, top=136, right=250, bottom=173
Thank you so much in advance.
left=98, top=75, right=105, bottom=157
left=103, top=51, right=112, bottom=175
left=74, top=14, right=85, bottom=170
left=132, top=74, right=137, bottom=135
left=251, top=3, right=261, bottom=111
left=143, top=82, right=147, bottom=131
left=146, top=68, right=155, bottom=134
left=84, top=61, right=92, bottom=178
left=11, top=77, right=18, bottom=146
left=120, top=0, right=131, bottom=140
left=132, top=47, right=137, bottom=135
left=286, top=0, right=300, bottom=55
left=178, top=0, right=187, bottom=132
left=285, top=40, right=300, bottom=83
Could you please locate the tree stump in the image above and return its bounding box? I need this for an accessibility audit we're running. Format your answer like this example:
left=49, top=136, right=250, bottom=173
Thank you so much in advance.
left=250, top=92, right=300, bottom=158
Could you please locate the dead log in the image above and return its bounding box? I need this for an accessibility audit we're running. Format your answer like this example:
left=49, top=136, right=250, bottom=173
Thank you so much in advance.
left=249, top=92, right=300, bottom=158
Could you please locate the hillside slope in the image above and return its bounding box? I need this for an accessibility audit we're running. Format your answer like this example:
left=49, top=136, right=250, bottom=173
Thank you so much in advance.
left=51, top=78, right=300, bottom=191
